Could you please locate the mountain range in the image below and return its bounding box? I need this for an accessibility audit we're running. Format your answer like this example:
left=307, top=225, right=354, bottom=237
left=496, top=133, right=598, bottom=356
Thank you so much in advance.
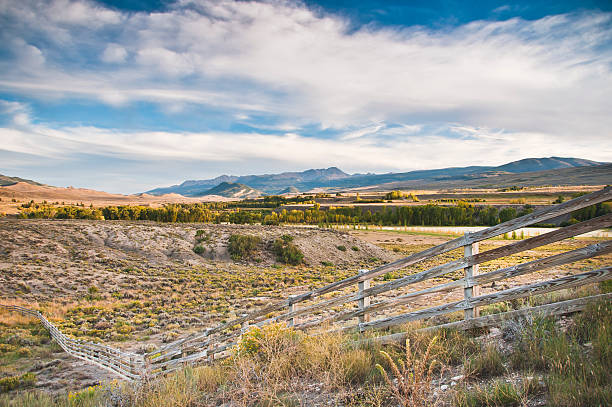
left=146, top=157, right=608, bottom=196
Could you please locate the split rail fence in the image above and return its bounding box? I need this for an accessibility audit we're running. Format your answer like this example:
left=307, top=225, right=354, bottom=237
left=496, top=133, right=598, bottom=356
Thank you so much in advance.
left=0, top=304, right=143, bottom=381
left=2, top=186, right=611, bottom=381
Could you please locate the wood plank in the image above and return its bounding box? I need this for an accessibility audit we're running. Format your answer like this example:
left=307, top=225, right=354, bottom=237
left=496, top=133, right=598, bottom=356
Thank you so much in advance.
left=297, top=234, right=612, bottom=330
left=361, top=213, right=612, bottom=299
left=358, top=269, right=371, bottom=326
left=321, top=240, right=612, bottom=325
left=358, top=293, right=612, bottom=346
left=358, top=266, right=612, bottom=331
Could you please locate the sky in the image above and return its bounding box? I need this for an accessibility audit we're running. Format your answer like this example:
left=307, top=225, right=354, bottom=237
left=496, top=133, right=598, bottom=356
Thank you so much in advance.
left=0, top=0, right=611, bottom=194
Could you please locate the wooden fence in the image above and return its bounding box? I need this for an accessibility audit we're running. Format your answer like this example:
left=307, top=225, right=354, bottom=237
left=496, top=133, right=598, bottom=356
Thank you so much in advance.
left=2, top=186, right=611, bottom=381
left=0, top=304, right=143, bottom=381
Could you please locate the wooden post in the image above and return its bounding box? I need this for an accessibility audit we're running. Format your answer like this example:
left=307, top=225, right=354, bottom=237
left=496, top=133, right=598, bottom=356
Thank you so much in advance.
left=358, top=269, right=371, bottom=329
left=463, top=232, right=480, bottom=319
left=288, top=295, right=296, bottom=327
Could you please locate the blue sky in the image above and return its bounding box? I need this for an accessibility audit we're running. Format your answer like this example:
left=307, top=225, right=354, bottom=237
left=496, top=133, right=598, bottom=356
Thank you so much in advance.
left=0, top=0, right=611, bottom=193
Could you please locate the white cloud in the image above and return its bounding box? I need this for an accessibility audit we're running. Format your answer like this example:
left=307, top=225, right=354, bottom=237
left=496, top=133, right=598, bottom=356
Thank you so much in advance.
left=102, top=44, right=128, bottom=63
left=0, top=100, right=31, bottom=126
left=1, top=112, right=610, bottom=177
left=0, top=1, right=609, bottom=134
left=341, top=123, right=385, bottom=141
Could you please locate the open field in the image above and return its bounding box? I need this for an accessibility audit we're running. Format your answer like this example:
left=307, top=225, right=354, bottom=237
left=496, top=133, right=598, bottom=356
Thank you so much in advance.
left=1, top=218, right=610, bottom=403
left=338, top=225, right=612, bottom=238
left=0, top=182, right=233, bottom=216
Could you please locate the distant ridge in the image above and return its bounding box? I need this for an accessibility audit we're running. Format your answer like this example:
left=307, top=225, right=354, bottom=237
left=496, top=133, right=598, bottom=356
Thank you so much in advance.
left=495, top=157, right=602, bottom=173
left=0, top=174, right=44, bottom=187
left=279, top=186, right=300, bottom=194
left=146, top=157, right=606, bottom=196
left=202, top=182, right=262, bottom=199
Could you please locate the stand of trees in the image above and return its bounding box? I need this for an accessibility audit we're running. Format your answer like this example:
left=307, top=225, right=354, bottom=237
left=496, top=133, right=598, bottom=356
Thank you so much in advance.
left=16, top=201, right=611, bottom=227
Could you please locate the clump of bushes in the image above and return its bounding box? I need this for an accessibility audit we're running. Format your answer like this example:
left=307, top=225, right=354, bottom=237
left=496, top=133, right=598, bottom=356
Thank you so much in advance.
left=465, top=344, right=505, bottom=378
left=195, top=230, right=212, bottom=243
left=454, top=378, right=540, bottom=407
left=86, top=285, right=102, bottom=301
left=505, top=301, right=612, bottom=406
left=193, top=245, right=205, bottom=255
left=0, top=372, right=36, bottom=393
left=336, top=245, right=347, bottom=252
left=228, top=234, right=262, bottom=260
left=272, top=235, right=303, bottom=265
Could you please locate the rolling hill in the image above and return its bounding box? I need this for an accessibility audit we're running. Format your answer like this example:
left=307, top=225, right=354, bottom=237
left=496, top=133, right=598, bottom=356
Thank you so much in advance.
left=202, top=182, right=262, bottom=198
left=0, top=174, right=44, bottom=187
left=358, top=163, right=612, bottom=191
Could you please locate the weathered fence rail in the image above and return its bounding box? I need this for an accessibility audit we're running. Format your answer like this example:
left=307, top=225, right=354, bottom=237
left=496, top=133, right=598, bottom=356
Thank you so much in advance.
left=0, top=304, right=144, bottom=381
left=2, top=186, right=611, bottom=381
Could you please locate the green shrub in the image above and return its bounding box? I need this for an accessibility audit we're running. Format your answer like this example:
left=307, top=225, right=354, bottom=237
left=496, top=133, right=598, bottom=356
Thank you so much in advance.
left=193, top=244, right=205, bottom=254
left=195, top=229, right=211, bottom=242
left=228, top=234, right=261, bottom=260
left=465, top=344, right=505, bottom=378
left=453, top=378, right=538, bottom=407
left=236, top=323, right=302, bottom=360
left=0, top=373, right=36, bottom=393
left=506, top=305, right=612, bottom=406
left=599, top=279, right=612, bottom=294
left=351, top=246, right=359, bottom=251
left=509, top=316, right=557, bottom=371
left=336, top=245, right=347, bottom=252
left=272, top=238, right=304, bottom=265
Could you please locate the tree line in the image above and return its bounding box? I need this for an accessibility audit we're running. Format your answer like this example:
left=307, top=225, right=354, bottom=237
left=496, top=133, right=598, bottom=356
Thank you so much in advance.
left=15, top=201, right=611, bottom=226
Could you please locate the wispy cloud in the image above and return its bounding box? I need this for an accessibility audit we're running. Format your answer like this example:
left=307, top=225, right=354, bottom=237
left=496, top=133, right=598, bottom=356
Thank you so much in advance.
left=1, top=101, right=610, bottom=193
left=1, top=1, right=611, bottom=135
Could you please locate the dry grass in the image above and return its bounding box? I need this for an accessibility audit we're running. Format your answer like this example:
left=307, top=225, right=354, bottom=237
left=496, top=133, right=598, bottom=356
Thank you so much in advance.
left=0, top=303, right=38, bottom=327
left=376, top=336, right=443, bottom=407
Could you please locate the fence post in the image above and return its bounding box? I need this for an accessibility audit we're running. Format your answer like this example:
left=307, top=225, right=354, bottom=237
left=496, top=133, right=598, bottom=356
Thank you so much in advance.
left=358, top=269, right=371, bottom=329
left=463, top=232, right=480, bottom=319
left=288, top=295, right=296, bottom=327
